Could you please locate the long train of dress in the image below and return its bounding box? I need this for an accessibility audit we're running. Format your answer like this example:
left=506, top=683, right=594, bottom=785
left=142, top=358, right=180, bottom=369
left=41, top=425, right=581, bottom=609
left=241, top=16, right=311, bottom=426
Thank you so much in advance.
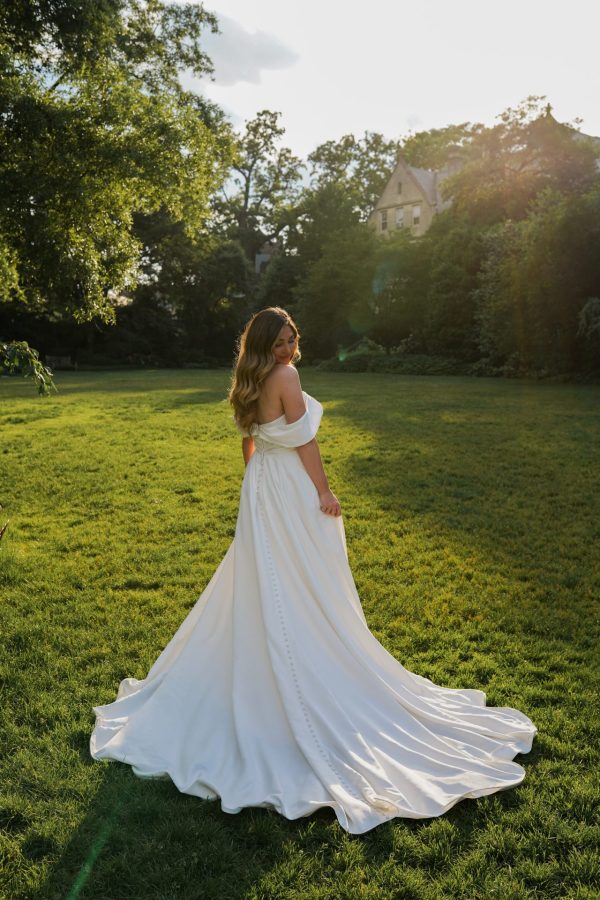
left=90, top=390, right=537, bottom=834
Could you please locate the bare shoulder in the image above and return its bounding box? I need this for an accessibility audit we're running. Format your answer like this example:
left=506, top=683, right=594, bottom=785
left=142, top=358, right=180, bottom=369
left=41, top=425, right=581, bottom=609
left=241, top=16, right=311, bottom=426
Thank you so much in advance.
left=267, top=364, right=301, bottom=388
left=266, top=364, right=304, bottom=422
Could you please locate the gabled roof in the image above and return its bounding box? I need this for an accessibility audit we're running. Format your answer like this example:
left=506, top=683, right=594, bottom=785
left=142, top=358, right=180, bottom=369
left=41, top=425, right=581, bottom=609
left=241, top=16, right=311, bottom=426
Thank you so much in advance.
left=370, top=153, right=464, bottom=220
left=407, top=165, right=438, bottom=205
left=371, top=110, right=600, bottom=223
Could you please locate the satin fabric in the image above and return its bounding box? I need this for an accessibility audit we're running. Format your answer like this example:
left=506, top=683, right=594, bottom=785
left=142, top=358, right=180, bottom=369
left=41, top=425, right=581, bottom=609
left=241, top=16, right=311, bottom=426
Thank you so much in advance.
left=90, top=390, right=537, bottom=834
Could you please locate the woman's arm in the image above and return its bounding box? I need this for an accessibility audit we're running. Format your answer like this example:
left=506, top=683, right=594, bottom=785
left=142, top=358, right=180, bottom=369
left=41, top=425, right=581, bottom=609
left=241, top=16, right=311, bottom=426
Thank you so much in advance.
left=242, top=436, right=255, bottom=466
left=295, top=439, right=341, bottom=516
left=270, top=366, right=342, bottom=516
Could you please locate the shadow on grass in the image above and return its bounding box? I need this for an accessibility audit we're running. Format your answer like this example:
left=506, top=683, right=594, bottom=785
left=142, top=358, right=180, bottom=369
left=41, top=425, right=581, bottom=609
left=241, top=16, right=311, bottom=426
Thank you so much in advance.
left=316, top=372, right=599, bottom=651
left=33, top=734, right=537, bottom=900
left=34, top=759, right=326, bottom=899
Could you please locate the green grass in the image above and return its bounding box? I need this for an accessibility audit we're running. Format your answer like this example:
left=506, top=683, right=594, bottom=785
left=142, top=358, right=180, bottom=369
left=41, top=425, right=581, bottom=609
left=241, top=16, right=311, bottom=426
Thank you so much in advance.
left=1, top=368, right=599, bottom=900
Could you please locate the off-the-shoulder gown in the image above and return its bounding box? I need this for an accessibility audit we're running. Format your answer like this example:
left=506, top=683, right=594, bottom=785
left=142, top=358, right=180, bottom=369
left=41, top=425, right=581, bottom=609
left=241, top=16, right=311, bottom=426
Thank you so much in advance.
left=89, top=390, right=537, bottom=834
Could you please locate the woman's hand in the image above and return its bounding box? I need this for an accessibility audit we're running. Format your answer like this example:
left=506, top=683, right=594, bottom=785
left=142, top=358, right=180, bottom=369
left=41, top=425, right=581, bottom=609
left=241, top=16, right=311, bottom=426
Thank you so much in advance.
left=319, top=489, right=342, bottom=517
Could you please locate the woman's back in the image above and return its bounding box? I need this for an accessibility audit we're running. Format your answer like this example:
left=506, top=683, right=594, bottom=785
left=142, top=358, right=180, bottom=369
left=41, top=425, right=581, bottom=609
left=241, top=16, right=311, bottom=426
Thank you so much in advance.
left=256, top=363, right=295, bottom=425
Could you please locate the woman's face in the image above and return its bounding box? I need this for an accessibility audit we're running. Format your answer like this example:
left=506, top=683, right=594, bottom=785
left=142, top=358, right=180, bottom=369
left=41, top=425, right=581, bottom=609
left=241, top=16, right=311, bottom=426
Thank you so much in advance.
left=272, top=324, right=297, bottom=365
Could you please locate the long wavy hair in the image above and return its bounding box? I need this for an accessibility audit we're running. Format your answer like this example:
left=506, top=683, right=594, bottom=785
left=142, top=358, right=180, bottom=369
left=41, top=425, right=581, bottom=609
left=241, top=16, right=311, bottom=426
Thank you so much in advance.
left=228, top=307, right=302, bottom=434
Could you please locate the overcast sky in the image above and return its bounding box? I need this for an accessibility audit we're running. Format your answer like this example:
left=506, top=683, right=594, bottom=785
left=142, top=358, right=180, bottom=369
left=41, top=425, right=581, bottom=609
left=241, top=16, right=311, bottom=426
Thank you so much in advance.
left=181, top=0, right=600, bottom=161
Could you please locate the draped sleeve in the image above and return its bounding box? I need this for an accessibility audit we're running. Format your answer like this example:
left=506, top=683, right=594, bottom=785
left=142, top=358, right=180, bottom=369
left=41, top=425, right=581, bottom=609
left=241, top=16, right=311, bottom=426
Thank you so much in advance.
left=260, top=392, right=323, bottom=448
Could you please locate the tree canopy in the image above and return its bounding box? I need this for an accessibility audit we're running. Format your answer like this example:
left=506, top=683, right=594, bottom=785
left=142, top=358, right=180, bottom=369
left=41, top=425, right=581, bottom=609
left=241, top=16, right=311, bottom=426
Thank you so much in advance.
left=440, top=97, right=600, bottom=223
left=0, top=0, right=234, bottom=324
left=2, top=54, right=599, bottom=382
left=306, top=131, right=401, bottom=222
left=210, top=109, right=305, bottom=262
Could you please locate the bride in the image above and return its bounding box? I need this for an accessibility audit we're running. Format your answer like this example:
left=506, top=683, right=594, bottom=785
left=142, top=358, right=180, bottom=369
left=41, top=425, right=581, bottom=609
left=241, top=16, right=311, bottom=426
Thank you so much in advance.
left=90, top=306, right=537, bottom=835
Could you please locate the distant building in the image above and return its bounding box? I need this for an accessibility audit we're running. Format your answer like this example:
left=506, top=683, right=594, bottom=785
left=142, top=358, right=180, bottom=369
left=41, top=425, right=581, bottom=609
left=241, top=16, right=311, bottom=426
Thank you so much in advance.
left=369, top=107, right=600, bottom=238
left=368, top=151, right=465, bottom=238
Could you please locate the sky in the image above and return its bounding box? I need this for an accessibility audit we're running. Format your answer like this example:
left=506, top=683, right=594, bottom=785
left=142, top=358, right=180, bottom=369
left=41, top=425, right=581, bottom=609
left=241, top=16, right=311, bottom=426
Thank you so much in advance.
left=180, top=0, right=600, bottom=161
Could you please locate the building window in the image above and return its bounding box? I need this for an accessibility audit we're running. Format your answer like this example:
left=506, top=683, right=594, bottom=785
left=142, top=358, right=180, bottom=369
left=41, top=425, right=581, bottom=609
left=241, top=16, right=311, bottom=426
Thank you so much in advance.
left=381, top=209, right=388, bottom=231
left=397, top=181, right=402, bottom=194
left=412, top=205, right=421, bottom=226
left=395, top=207, right=404, bottom=228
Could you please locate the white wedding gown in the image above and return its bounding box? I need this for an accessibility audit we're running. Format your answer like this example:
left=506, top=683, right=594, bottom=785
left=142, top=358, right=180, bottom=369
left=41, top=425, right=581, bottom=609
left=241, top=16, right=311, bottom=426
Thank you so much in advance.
left=90, top=390, right=537, bottom=834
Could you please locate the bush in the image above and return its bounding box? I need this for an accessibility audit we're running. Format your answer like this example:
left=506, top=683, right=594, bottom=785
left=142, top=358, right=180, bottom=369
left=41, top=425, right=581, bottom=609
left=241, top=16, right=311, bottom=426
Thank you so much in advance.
left=317, top=351, right=471, bottom=376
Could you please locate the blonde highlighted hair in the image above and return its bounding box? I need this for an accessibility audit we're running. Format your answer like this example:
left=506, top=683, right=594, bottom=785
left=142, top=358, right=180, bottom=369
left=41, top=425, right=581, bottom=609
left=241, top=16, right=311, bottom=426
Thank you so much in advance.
left=228, top=307, right=301, bottom=434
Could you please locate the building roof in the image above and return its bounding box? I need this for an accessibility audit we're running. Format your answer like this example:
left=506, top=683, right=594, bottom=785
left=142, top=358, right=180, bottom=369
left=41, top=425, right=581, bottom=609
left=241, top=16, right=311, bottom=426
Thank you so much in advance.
left=371, top=109, right=600, bottom=223
left=407, top=166, right=438, bottom=205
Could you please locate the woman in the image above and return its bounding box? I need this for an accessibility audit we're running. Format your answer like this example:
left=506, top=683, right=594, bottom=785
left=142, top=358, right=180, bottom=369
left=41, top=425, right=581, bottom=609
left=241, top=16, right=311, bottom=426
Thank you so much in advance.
left=90, top=306, right=537, bottom=835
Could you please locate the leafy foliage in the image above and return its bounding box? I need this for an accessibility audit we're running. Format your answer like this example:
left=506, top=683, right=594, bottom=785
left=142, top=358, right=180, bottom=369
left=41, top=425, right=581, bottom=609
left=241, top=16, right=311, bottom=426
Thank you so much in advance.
left=307, top=131, right=402, bottom=221
left=0, top=0, right=234, bottom=324
left=440, top=97, right=599, bottom=224
left=3, top=62, right=599, bottom=381
left=364, top=99, right=600, bottom=376
left=210, top=110, right=304, bottom=261
left=293, top=221, right=379, bottom=359
left=0, top=340, right=56, bottom=393
left=400, top=122, right=479, bottom=170
left=369, top=228, right=430, bottom=350
left=474, top=183, right=600, bottom=373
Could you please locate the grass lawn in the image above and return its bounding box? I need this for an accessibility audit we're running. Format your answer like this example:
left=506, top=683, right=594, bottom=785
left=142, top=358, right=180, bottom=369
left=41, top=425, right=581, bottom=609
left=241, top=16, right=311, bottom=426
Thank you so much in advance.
left=1, top=368, right=599, bottom=900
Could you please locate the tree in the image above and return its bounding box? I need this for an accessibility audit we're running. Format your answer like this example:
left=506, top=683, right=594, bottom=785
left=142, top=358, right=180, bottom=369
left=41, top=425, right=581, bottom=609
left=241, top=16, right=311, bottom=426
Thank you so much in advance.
left=130, top=209, right=253, bottom=361
left=307, top=131, right=401, bottom=221
left=368, top=228, right=431, bottom=351
left=420, top=213, right=485, bottom=358
left=0, top=340, right=55, bottom=392
left=255, top=252, right=304, bottom=315
left=441, top=96, right=599, bottom=225
left=293, top=220, right=379, bottom=360
left=287, top=181, right=361, bottom=263
left=577, top=298, right=600, bottom=371
left=0, top=0, right=234, bottom=387
left=474, top=182, right=600, bottom=373
left=211, top=110, right=304, bottom=263
left=399, top=122, right=480, bottom=170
